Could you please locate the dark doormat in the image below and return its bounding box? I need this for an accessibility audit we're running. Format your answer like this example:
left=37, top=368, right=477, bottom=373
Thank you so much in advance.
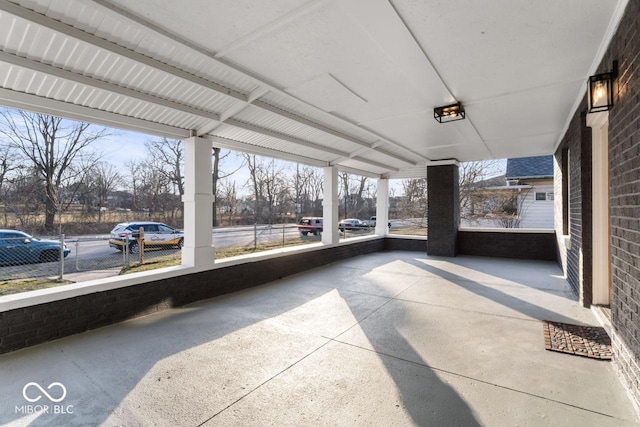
left=542, top=320, right=612, bottom=360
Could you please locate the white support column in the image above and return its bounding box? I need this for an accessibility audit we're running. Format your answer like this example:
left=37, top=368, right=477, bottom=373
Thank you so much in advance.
left=322, top=166, right=339, bottom=245
left=182, top=136, right=216, bottom=268
left=375, top=178, right=389, bottom=236
left=587, top=111, right=611, bottom=305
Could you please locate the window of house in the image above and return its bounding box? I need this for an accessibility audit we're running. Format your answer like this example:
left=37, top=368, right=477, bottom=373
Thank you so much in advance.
left=547, top=192, right=554, bottom=201
left=535, top=192, right=547, bottom=201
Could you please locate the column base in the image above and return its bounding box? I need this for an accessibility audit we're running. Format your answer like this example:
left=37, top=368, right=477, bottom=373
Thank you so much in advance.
left=182, top=246, right=216, bottom=268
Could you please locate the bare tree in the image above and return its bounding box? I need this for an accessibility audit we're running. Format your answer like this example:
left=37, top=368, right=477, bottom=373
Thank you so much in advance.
left=243, top=154, right=290, bottom=223
left=217, top=179, right=238, bottom=225
left=0, top=143, right=18, bottom=226
left=399, top=178, right=428, bottom=225
left=145, top=138, right=184, bottom=195
left=0, top=110, right=108, bottom=230
left=244, top=154, right=263, bottom=223
left=88, top=162, right=124, bottom=223
left=5, top=166, right=45, bottom=230
left=212, top=147, right=243, bottom=226
left=459, top=160, right=502, bottom=223
left=294, top=166, right=323, bottom=218
left=139, top=157, right=172, bottom=217
left=338, top=172, right=372, bottom=219
left=126, top=161, right=143, bottom=212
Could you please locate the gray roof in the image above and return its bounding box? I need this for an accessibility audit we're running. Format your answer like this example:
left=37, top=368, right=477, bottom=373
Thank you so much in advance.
left=467, top=174, right=507, bottom=189
left=506, top=156, right=553, bottom=180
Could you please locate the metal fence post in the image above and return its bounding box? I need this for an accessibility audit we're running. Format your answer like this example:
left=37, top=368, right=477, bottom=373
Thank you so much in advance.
left=123, top=236, right=129, bottom=267
left=58, top=234, right=65, bottom=280
left=138, top=226, right=145, bottom=265
left=254, top=223, right=257, bottom=250
left=282, top=223, right=285, bottom=247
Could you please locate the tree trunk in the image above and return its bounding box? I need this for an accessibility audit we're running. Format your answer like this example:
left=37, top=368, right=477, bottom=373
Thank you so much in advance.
left=45, top=204, right=56, bottom=231
left=212, top=147, right=221, bottom=227
left=44, top=182, right=56, bottom=231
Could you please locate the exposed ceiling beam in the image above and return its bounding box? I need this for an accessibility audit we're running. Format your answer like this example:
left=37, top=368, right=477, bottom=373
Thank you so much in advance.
left=222, top=119, right=398, bottom=172
left=0, top=43, right=400, bottom=172
left=223, top=119, right=349, bottom=159
left=370, top=146, right=421, bottom=166
left=332, top=165, right=381, bottom=179
left=204, top=135, right=328, bottom=168
left=0, top=88, right=190, bottom=138
left=341, top=156, right=399, bottom=172
left=250, top=100, right=418, bottom=166
left=0, top=50, right=221, bottom=123
left=0, top=0, right=248, bottom=103
left=196, top=86, right=269, bottom=136
left=88, top=0, right=429, bottom=164
left=250, top=100, right=370, bottom=150
left=2, top=0, right=423, bottom=169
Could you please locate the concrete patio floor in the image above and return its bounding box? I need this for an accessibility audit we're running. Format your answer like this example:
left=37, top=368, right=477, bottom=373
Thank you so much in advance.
left=0, top=251, right=638, bottom=426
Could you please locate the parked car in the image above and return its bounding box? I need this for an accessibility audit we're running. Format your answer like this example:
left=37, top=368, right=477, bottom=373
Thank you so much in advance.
left=364, top=216, right=391, bottom=228
left=109, top=222, right=184, bottom=253
left=0, top=230, right=70, bottom=265
left=338, top=218, right=369, bottom=231
left=298, top=217, right=323, bottom=236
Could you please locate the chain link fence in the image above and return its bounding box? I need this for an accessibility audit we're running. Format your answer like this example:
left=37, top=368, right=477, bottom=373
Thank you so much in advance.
left=0, top=224, right=305, bottom=284
left=0, top=222, right=419, bottom=289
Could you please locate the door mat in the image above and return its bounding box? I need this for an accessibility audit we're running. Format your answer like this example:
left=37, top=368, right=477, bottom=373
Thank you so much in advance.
left=542, top=320, right=612, bottom=360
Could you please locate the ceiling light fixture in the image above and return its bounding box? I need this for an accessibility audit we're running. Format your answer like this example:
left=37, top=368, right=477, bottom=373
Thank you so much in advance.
left=434, top=102, right=465, bottom=123
left=587, top=61, right=617, bottom=113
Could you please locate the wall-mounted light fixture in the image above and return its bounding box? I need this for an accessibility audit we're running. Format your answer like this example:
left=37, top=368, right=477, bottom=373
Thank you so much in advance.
left=587, top=61, right=617, bottom=113
left=434, top=102, right=465, bottom=123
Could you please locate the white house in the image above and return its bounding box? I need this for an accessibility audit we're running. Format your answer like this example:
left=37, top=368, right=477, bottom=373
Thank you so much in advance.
left=461, top=156, right=554, bottom=229
left=506, top=156, right=554, bottom=229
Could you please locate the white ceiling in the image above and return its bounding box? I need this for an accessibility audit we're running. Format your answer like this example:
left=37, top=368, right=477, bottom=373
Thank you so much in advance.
left=0, top=0, right=628, bottom=178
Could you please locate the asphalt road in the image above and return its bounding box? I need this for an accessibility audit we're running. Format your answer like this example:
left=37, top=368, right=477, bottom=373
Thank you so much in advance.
left=0, top=225, right=304, bottom=282
left=0, top=224, right=382, bottom=282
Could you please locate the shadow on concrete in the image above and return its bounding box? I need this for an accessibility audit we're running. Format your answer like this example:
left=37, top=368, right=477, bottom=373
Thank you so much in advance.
left=336, top=288, right=481, bottom=426
left=1, top=252, right=575, bottom=426
left=0, top=280, right=339, bottom=426
left=403, top=256, right=582, bottom=324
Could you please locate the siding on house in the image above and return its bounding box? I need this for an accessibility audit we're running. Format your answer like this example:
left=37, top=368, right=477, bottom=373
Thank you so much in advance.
left=554, top=154, right=569, bottom=279
left=517, top=180, right=554, bottom=229
left=460, top=179, right=554, bottom=229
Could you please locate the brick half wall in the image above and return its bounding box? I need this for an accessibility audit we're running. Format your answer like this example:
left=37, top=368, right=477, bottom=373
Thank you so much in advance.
left=0, top=232, right=563, bottom=355
left=458, top=230, right=557, bottom=261
left=0, top=239, right=384, bottom=355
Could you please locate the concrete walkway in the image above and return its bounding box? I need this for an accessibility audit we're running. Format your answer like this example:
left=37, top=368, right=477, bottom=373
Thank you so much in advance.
left=0, top=252, right=638, bottom=426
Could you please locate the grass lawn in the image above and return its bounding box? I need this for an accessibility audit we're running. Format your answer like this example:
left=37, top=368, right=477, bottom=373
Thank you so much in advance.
left=0, top=278, right=75, bottom=296
left=120, top=236, right=319, bottom=274
left=2, top=234, right=328, bottom=292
